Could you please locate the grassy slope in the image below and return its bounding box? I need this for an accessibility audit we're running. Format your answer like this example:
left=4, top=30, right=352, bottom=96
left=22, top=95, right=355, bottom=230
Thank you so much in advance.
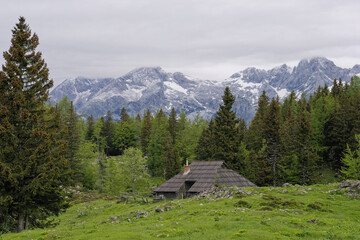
left=2, top=183, right=360, bottom=240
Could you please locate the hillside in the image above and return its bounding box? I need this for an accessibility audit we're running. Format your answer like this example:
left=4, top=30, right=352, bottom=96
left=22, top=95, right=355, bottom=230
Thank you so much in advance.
left=3, top=182, right=360, bottom=240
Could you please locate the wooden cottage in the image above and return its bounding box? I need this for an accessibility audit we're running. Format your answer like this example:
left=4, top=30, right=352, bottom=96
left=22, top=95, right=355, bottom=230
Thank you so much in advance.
left=153, top=161, right=256, bottom=199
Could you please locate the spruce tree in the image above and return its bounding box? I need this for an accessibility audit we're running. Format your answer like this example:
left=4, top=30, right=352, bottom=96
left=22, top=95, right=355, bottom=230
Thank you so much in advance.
left=212, top=86, right=240, bottom=170
left=65, top=101, right=81, bottom=183
left=161, top=132, right=181, bottom=179
left=247, top=90, right=269, bottom=151
left=263, top=97, right=281, bottom=186
left=133, top=113, right=142, bottom=149
left=195, top=119, right=216, bottom=161
left=296, top=101, right=317, bottom=184
left=120, top=107, right=130, bottom=122
left=309, top=88, right=334, bottom=165
left=168, top=107, right=178, bottom=144
left=86, top=115, right=95, bottom=141
left=102, top=110, right=116, bottom=156
left=0, top=17, right=69, bottom=232
left=141, top=110, right=153, bottom=155
left=147, top=110, right=168, bottom=176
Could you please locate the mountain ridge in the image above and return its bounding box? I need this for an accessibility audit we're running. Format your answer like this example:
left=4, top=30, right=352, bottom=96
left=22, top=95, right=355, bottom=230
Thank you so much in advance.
left=50, top=57, right=360, bottom=122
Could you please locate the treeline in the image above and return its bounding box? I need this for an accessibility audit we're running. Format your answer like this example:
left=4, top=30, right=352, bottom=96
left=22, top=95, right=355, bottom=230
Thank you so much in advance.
left=58, top=76, right=360, bottom=193
left=196, top=78, right=360, bottom=186
left=56, top=98, right=207, bottom=192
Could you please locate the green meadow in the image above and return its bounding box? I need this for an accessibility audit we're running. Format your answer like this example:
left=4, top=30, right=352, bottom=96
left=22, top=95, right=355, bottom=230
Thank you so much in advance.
left=2, top=183, right=360, bottom=240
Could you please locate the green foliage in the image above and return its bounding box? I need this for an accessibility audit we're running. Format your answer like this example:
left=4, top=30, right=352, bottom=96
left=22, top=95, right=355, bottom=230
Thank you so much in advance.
left=86, top=115, right=95, bottom=141
left=310, top=90, right=334, bottom=157
left=0, top=17, right=70, bottom=232
left=168, top=107, right=178, bottom=144
left=75, top=140, right=98, bottom=189
left=212, top=87, right=240, bottom=170
left=105, top=148, right=150, bottom=195
left=120, top=107, right=130, bottom=122
left=147, top=110, right=168, bottom=176
left=162, top=132, right=181, bottom=180
left=341, top=135, right=360, bottom=180
left=263, top=97, right=282, bottom=186
left=177, top=113, right=207, bottom=163
left=113, top=120, right=136, bottom=155
left=140, top=110, right=153, bottom=155
left=56, top=97, right=82, bottom=184
left=246, top=90, right=269, bottom=151
left=102, top=111, right=116, bottom=156
left=195, top=119, right=217, bottom=161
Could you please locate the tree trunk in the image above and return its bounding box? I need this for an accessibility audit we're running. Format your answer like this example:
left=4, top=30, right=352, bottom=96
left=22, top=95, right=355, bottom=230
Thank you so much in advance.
left=25, top=214, right=29, bottom=230
left=18, top=210, right=24, bottom=233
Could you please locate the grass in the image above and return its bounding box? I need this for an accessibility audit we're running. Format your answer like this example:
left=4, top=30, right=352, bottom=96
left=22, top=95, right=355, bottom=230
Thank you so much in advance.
left=2, top=183, right=360, bottom=239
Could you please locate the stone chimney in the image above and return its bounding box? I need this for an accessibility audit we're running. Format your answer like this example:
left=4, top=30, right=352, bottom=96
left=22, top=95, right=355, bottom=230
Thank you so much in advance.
left=183, top=159, right=190, bottom=175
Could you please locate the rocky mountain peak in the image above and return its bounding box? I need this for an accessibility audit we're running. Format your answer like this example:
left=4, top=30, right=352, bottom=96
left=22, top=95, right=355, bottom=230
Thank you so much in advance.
left=50, top=57, right=359, bottom=123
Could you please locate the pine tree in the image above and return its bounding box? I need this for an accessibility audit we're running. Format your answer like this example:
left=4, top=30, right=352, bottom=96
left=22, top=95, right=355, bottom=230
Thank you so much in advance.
left=102, top=110, right=116, bottom=156
left=147, top=110, right=168, bottom=176
left=195, top=119, right=217, bottom=161
left=65, top=101, right=81, bottom=183
left=263, top=97, right=281, bottom=186
left=0, top=17, right=69, bottom=232
left=212, top=86, right=240, bottom=170
left=247, top=90, right=269, bottom=151
left=309, top=88, right=334, bottom=165
left=120, top=107, right=130, bottom=122
left=133, top=113, right=142, bottom=149
left=237, top=118, right=247, bottom=143
left=296, top=101, right=317, bottom=184
left=86, top=115, right=95, bottom=141
left=162, top=132, right=181, bottom=179
left=141, top=110, right=153, bottom=155
left=279, top=92, right=301, bottom=183
left=168, top=107, right=178, bottom=144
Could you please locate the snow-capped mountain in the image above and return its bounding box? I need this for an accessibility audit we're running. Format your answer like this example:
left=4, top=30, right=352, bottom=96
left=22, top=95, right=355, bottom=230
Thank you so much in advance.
left=50, top=57, right=360, bottom=123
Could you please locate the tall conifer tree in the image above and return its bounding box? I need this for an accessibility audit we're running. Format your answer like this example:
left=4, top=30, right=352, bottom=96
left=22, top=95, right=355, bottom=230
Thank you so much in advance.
left=297, top=101, right=317, bottom=184
left=247, top=90, right=269, bottom=151
left=86, top=115, right=95, bottom=141
left=102, top=110, right=116, bottom=156
left=213, top=87, right=240, bottom=170
left=120, top=107, right=130, bottom=122
left=66, top=101, right=81, bottom=183
left=168, top=107, right=178, bottom=144
left=0, top=17, right=69, bottom=232
left=263, top=97, right=281, bottom=186
left=162, top=132, right=181, bottom=179
left=141, top=110, right=153, bottom=155
left=147, top=110, right=168, bottom=176
left=195, top=119, right=217, bottom=161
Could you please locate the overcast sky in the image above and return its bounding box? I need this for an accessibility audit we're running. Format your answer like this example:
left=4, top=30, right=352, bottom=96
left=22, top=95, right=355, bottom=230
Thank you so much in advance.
left=1, top=0, right=360, bottom=87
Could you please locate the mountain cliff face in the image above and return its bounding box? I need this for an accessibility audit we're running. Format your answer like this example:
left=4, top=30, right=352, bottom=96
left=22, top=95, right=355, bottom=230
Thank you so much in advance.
left=50, top=57, right=360, bottom=123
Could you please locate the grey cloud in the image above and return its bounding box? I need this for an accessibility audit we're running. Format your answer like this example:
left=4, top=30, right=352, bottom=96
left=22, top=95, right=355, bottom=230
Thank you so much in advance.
left=0, top=0, right=360, bottom=86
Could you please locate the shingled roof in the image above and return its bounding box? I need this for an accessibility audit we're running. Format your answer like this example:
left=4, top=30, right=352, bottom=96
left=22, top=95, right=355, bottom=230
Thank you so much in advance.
left=153, top=161, right=256, bottom=196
